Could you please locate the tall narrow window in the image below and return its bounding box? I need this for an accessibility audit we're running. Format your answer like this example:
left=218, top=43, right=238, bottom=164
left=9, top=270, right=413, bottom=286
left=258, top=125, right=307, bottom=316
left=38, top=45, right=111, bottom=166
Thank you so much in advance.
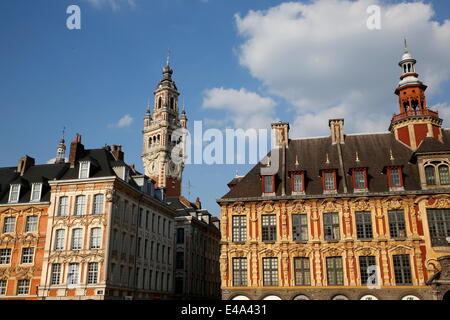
left=89, top=227, right=101, bottom=250
left=176, top=252, right=184, bottom=269
left=55, top=229, right=65, bottom=250
left=51, top=264, right=62, bottom=285
left=323, top=171, right=336, bottom=191
left=262, top=258, right=278, bottom=286
left=87, top=262, right=99, bottom=284
left=353, top=169, right=367, bottom=190
left=3, top=217, right=15, bottom=233
left=93, top=194, right=104, bottom=215
left=393, top=255, right=412, bottom=285
left=427, top=209, right=450, bottom=246
left=425, top=166, right=436, bottom=185
left=232, top=258, right=247, bottom=287
left=323, top=213, right=340, bottom=241
left=0, top=280, right=7, bottom=295
left=30, top=183, right=42, bottom=202
left=16, top=279, right=30, bottom=295
left=355, top=211, right=373, bottom=240
left=58, top=196, right=68, bottom=216
left=359, top=256, right=376, bottom=285
left=0, top=249, right=12, bottom=265
left=67, top=263, right=80, bottom=285
left=176, top=228, right=185, bottom=244
left=21, top=248, right=34, bottom=264
left=294, top=257, right=311, bottom=286
left=262, top=175, right=274, bottom=194
left=71, top=228, right=83, bottom=250
left=292, top=172, right=304, bottom=193
left=25, top=216, right=38, bottom=233
left=439, top=165, right=450, bottom=185
left=232, top=215, right=247, bottom=242
left=292, top=214, right=308, bottom=241
left=326, top=257, right=344, bottom=286
left=79, top=161, right=90, bottom=179
left=389, top=167, right=402, bottom=187
left=262, top=215, right=277, bottom=242
left=389, top=210, right=406, bottom=239
left=74, top=195, right=86, bottom=216
left=8, top=184, right=20, bottom=203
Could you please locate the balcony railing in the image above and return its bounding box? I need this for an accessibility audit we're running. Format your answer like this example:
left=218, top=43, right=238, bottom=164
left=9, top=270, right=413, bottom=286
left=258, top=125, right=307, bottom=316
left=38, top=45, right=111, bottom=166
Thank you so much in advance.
left=391, top=109, right=439, bottom=122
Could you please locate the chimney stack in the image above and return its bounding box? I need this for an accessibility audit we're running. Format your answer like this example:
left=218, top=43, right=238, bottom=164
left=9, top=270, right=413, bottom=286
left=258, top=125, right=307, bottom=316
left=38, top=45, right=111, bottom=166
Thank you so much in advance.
left=17, top=155, right=35, bottom=176
left=329, top=119, right=345, bottom=144
left=195, top=197, right=202, bottom=209
left=271, top=122, right=290, bottom=148
left=111, top=145, right=124, bottom=161
left=69, top=134, right=85, bottom=167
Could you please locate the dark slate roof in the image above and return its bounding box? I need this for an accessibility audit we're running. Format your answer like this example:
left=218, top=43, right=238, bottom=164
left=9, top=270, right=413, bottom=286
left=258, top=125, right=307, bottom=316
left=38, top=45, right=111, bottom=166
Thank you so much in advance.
left=220, top=130, right=450, bottom=201
left=59, top=149, right=117, bottom=180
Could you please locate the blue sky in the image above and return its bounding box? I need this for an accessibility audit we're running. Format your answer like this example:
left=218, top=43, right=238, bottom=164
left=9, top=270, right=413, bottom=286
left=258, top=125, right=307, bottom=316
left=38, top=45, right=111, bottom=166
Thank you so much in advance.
left=1, top=0, right=450, bottom=216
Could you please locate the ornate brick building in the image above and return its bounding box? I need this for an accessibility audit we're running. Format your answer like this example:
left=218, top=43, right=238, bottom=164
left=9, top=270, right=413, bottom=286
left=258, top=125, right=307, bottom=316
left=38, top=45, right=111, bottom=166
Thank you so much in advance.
left=218, top=43, right=450, bottom=300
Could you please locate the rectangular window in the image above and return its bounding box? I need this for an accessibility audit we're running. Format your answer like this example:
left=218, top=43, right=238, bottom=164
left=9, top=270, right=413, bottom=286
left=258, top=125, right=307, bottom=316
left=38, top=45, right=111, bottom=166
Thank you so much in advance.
left=326, top=256, right=344, bottom=286
left=176, top=252, right=184, bottom=269
left=58, top=197, right=68, bottom=216
left=30, top=183, right=42, bottom=202
left=393, top=255, right=412, bottom=285
left=8, top=184, right=20, bottom=203
left=139, top=208, right=143, bottom=228
left=356, top=211, right=373, bottom=240
left=262, top=215, right=277, bottom=242
left=93, top=194, right=104, bottom=215
left=89, top=228, right=101, bottom=250
left=87, top=262, right=99, bottom=284
left=145, top=211, right=150, bottom=230
left=292, top=214, right=308, bottom=241
left=232, top=215, right=247, bottom=242
left=263, top=175, right=274, bottom=193
left=51, top=264, right=61, bottom=285
left=294, top=257, right=311, bottom=286
left=389, top=210, right=407, bottom=239
left=389, top=167, right=402, bottom=187
left=359, top=256, right=376, bottom=285
left=55, top=229, right=65, bottom=250
left=144, top=239, right=148, bottom=259
left=262, top=258, right=278, bottom=286
left=0, top=249, right=12, bottom=265
left=232, top=258, right=247, bottom=287
left=67, top=263, right=80, bottom=285
left=176, top=228, right=185, bottom=244
left=79, top=161, right=90, bottom=179
left=354, top=169, right=367, bottom=190
left=3, top=217, right=16, bottom=233
left=324, top=171, right=336, bottom=191
left=74, top=196, right=86, bottom=216
left=0, top=280, right=6, bottom=295
left=25, top=216, right=38, bottom=233
left=21, top=247, right=34, bottom=264
left=71, top=228, right=83, bottom=250
left=426, top=209, right=450, bottom=246
left=16, top=279, right=30, bottom=295
left=323, top=213, right=340, bottom=241
left=292, top=172, right=304, bottom=192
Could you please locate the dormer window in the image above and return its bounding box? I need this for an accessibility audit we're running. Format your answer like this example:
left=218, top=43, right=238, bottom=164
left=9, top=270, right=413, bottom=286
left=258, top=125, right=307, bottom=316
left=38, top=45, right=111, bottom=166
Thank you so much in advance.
left=290, top=171, right=305, bottom=194
left=352, top=169, right=368, bottom=191
left=262, top=175, right=275, bottom=195
left=387, top=167, right=403, bottom=189
left=422, top=161, right=450, bottom=187
left=8, top=184, right=21, bottom=203
left=322, top=170, right=337, bottom=192
left=30, top=183, right=42, bottom=202
left=425, top=165, right=436, bottom=185
left=79, top=161, right=90, bottom=179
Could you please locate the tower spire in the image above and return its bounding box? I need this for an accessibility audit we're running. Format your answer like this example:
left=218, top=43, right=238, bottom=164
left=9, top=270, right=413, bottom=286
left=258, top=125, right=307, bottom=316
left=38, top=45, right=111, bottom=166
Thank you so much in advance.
left=55, top=127, right=66, bottom=164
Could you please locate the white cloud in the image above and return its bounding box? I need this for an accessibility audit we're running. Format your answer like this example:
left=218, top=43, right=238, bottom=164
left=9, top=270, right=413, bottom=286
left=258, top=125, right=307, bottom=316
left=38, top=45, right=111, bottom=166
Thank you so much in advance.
left=84, top=0, right=137, bottom=11
left=202, top=87, right=277, bottom=129
left=234, top=0, right=450, bottom=137
left=110, top=114, right=134, bottom=128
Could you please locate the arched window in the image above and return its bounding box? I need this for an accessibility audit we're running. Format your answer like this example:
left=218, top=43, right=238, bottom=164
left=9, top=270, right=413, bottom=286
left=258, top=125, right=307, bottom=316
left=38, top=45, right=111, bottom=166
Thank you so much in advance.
left=439, top=165, right=450, bottom=185
left=403, top=65, right=407, bottom=73
left=408, top=64, right=411, bottom=73
left=411, top=100, right=419, bottom=110
left=425, top=166, right=436, bottom=185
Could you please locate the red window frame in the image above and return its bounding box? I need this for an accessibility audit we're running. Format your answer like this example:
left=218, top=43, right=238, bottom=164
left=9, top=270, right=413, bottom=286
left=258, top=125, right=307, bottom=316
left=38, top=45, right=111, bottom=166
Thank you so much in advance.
left=322, top=170, right=337, bottom=191
left=352, top=168, right=368, bottom=190
left=387, top=166, right=404, bottom=188
left=290, top=171, right=305, bottom=193
left=261, top=175, right=275, bottom=194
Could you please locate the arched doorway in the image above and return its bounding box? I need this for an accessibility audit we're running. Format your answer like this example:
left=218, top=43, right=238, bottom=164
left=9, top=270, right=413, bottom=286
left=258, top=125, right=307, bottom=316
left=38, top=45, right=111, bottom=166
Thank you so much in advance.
left=360, top=295, right=378, bottom=300
left=401, top=295, right=420, bottom=300
left=231, top=295, right=250, bottom=301
left=332, top=295, right=349, bottom=300
left=262, top=295, right=282, bottom=300
left=293, top=295, right=310, bottom=300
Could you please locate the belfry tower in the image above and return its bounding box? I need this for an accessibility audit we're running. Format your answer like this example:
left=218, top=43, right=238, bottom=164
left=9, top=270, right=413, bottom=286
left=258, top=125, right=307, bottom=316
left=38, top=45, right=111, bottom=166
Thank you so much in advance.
left=390, top=40, right=443, bottom=150
left=142, top=58, right=187, bottom=197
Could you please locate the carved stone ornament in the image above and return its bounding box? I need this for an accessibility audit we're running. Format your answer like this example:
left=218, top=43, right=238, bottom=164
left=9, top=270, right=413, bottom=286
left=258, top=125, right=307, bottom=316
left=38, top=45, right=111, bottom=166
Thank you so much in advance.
left=105, top=188, right=116, bottom=203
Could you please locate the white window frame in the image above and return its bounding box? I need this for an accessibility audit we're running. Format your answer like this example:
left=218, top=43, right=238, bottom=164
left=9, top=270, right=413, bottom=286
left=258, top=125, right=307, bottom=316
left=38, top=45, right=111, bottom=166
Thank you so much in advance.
left=71, top=228, right=83, bottom=250
left=3, top=217, right=16, bottom=234
left=51, top=263, right=62, bottom=285
left=30, top=183, right=43, bottom=202
left=78, top=161, right=91, bottom=179
left=16, top=279, right=30, bottom=295
left=8, top=184, right=21, bottom=203
left=89, top=227, right=102, bottom=250
left=92, top=194, right=104, bottom=215
left=25, top=216, right=38, bottom=233
left=21, top=247, right=34, bottom=264
left=74, top=195, right=86, bottom=216
left=58, top=196, right=68, bottom=216
left=0, top=248, right=12, bottom=265
left=67, top=263, right=80, bottom=285
left=0, top=280, right=6, bottom=295
left=87, top=262, right=99, bottom=284
left=55, top=229, right=65, bottom=251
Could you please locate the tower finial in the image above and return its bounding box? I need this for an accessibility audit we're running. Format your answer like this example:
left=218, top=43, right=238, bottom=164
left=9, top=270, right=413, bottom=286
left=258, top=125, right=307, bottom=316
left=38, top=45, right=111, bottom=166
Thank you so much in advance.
left=55, top=127, right=67, bottom=164
left=166, top=48, right=171, bottom=67
left=404, top=38, right=408, bottom=53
